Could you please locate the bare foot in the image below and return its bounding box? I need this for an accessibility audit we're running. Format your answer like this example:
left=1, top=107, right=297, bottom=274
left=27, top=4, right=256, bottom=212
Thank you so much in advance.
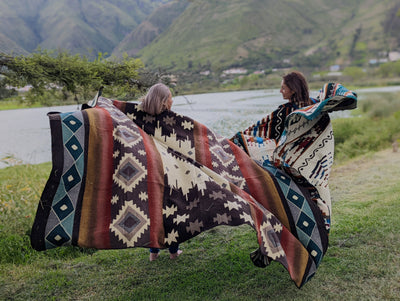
left=149, top=252, right=159, bottom=262
left=169, top=249, right=183, bottom=260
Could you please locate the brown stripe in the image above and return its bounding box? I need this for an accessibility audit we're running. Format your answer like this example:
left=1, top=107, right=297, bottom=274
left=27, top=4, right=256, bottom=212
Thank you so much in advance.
left=194, top=121, right=212, bottom=168
left=229, top=141, right=291, bottom=229
left=78, top=108, right=114, bottom=248
left=280, top=227, right=309, bottom=288
left=141, top=129, right=165, bottom=248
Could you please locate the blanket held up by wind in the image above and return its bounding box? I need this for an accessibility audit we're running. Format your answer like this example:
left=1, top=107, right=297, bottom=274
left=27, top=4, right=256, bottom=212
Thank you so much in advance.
left=31, top=83, right=357, bottom=288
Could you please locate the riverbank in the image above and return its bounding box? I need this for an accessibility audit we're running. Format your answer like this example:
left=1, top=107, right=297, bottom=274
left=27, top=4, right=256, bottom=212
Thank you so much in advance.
left=0, top=148, right=399, bottom=300
left=3, top=85, right=400, bottom=169
left=2, top=80, right=400, bottom=111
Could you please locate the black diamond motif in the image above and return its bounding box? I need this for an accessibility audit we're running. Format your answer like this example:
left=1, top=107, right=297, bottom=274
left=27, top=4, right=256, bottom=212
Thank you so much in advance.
left=119, top=213, right=140, bottom=233
left=65, top=136, right=83, bottom=160
left=120, top=163, right=138, bottom=181
left=63, top=115, right=82, bottom=132
left=53, top=195, right=74, bottom=220
left=46, top=224, right=70, bottom=246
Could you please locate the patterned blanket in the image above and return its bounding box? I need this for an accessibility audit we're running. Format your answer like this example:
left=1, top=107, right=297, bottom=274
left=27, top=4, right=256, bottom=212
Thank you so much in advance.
left=31, top=83, right=356, bottom=288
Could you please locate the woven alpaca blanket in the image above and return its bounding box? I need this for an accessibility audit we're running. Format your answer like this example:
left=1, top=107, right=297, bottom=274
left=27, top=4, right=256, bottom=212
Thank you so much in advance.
left=31, top=84, right=356, bottom=288
left=231, top=83, right=357, bottom=230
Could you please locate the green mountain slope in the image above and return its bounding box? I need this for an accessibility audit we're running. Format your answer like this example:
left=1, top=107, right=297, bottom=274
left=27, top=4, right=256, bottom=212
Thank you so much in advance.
left=1, top=0, right=399, bottom=72
left=0, top=32, right=29, bottom=56
left=134, top=0, right=400, bottom=71
left=0, top=0, right=171, bottom=57
left=112, top=0, right=189, bottom=57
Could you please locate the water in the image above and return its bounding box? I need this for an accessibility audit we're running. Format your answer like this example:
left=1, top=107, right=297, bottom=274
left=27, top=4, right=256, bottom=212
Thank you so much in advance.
left=1, top=86, right=398, bottom=168
left=0, top=104, right=82, bottom=168
left=172, top=89, right=284, bottom=137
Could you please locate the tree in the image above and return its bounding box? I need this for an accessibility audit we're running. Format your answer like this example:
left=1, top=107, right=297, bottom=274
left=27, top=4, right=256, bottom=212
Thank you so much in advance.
left=0, top=76, right=17, bottom=99
left=342, top=66, right=366, bottom=81
left=377, top=60, right=400, bottom=78
left=0, top=49, right=147, bottom=104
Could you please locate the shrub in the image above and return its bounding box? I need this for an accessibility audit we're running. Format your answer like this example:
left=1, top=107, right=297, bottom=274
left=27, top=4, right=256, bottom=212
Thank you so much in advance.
left=333, top=112, right=400, bottom=161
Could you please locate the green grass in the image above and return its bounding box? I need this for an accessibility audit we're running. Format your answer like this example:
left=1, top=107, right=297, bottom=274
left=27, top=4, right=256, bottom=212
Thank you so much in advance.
left=1, top=92, right=400, bottom=300
left=0, top=100, right=43, bottom=111
left=1, top=147, right=400, bottom=300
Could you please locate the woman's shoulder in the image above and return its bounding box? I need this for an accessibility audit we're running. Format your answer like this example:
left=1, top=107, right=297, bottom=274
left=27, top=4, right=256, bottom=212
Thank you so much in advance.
left=276, top=102, right=296, bottom=111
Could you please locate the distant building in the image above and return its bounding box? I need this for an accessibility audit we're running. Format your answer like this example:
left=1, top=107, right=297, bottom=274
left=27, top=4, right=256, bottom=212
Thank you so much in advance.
left=389, top=51, right=400, bottom=62
left=6, top=85, right=33, bottom=92
left=222, top=68, right=248, bottom=75
left=369, top=58, right=390, bottom=65
left=329, top=65, right=340, bottom=72
left=327, top=71, right=342, bottom=77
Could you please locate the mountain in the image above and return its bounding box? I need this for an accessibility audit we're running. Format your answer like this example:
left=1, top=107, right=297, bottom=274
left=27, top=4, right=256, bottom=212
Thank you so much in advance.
left=0, top=32, right=29, bottom=56
left=1, top=0, right=399, bottom=72
left=112, top=0, right=189, bottom=57
left=132, top=0, right=400, bottom=71
left=0, top=0, right=171, bottom=58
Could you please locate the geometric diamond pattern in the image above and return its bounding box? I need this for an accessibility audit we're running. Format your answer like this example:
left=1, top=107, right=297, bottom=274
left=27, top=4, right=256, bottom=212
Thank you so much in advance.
left=219, top=170, right=246, bottom=190
left=287, top=188, right=304, bottom=209
left=297, top=212, right=316, bottom=236
left=113, top=125, right=142, bottom=148
left=63, top=115, right=83, bottom=132
left=65, top=136, right=83, bottom=160
left=263, top=162, right=324, bottom=267
left=53, top=195, right=74, bottom=221
left=259, top=220, right=285, bottom=260
left=62, top=165, right=81, bottom=192
left=210, top=144, right=235, bottom=167
left=307, top=239, right=323, bottom=265
left=46, top=224, right=70, bottom=246
left=44, top=112, right=85, bottom=248
left=110, top=201, right=150, bottom=247
left=113, top=153, right=147, bottom=193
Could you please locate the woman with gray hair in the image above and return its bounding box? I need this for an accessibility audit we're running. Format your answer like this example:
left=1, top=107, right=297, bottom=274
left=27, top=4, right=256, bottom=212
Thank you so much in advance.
left=140, top=83, right=173, bottom=115
left=141, top=83, right=182, bottom=261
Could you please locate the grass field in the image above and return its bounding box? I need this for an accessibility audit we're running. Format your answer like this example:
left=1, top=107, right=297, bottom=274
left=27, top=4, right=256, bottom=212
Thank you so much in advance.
left=1, top=90, right=400, bottom=300
left=1, top=147, right=399, bottom=300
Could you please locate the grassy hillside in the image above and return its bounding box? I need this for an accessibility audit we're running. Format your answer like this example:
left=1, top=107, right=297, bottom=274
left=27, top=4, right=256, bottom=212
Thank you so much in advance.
left=0, top=0, right=171, bottom=57
left=135, top=0, right=400, bottom=71
left=112, top=0, right=189, bottom=57
left=0, top=0, right=44, bottom=52
left=1, top=0, right=399, bottom=74
left=0, top=32, right=29, bottom=56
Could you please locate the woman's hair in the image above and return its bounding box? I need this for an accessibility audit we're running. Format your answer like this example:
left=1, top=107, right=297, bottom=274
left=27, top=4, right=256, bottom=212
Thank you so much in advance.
left=282, top=71, right=312, bottom=108
left=140, top=83, right=171, bottom=115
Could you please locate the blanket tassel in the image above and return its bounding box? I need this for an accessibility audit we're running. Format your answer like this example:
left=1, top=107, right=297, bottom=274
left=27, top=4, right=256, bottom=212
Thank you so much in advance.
left=250, top=248, right=271, bottom=268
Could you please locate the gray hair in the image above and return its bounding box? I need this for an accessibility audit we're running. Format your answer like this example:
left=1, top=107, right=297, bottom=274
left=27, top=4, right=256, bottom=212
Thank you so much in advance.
left=140, top=83, right=171, bottom=115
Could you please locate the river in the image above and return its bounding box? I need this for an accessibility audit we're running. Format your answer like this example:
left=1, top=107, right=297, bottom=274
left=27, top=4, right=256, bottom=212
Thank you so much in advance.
left=1, top=86, right=399, bottom=168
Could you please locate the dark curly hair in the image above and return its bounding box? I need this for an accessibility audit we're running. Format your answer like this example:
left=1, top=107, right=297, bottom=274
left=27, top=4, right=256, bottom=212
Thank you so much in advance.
left=282, top=71, right=312, bottom=108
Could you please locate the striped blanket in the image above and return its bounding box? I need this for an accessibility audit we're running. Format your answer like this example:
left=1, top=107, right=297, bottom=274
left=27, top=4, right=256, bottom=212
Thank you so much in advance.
left=31, top=83, right=357, bottom=288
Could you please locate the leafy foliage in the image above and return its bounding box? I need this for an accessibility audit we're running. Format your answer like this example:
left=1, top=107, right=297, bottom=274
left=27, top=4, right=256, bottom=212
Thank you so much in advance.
left=332, top=92, right=400, bottom=161
left=376, top=60, right=400, bottom=78
left=0, top=50, right=144, bottom=104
